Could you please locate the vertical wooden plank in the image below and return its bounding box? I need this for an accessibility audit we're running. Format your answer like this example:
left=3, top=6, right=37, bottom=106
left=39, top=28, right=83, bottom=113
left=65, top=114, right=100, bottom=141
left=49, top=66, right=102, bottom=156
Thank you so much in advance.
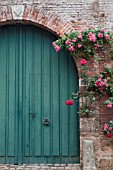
left=34, top=28, right=42, bottom=75
left=43, top=32, right=51, bottom=156
left=43, top=32, right=50, bottom=75
left=59, top=51, right=69, bottom=156
left=34, top=75, right=42, bottom=156
left=43, top=74, right=51, bottom=156
left=22, top=26, right=29, bottom=163
left=0, top=28, right=7, bottom=157
left=23, top=26, right=30, bottom=158
left=15, top=26, right=19, bottom=164
left=69, top=56, right=79, bottom=156
left=24, top=26, right=33, bottom=161
left=29, top=27, right=34, bottom=162
left=51, top=37, right=60, bottom=156
left=7, top=26, right=16, bottom=157
left=18, top=25, right=23, bottom=164
left=29, top=74, right=34, bottom=160
left=24, top=25, right=35, bottom=163
left=34, top=29, right=42, bottom=156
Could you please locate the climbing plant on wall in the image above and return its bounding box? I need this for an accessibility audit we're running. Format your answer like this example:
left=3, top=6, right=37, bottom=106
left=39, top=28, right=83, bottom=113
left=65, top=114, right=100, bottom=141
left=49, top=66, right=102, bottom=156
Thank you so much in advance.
left=53, top=25, right=113, bottom=117
left=53, top=25, right=112, bottom=59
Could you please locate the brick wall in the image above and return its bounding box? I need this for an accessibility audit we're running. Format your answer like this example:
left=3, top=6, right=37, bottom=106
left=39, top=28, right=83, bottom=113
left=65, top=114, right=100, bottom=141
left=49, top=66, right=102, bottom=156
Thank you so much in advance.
left=0, top=0, right=113, bottom=169
left=0, top=0, right=113, bottom=30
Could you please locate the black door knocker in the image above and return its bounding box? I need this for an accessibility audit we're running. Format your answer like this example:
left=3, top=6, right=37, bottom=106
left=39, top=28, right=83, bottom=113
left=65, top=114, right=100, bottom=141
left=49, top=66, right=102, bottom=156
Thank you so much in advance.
left=43, top=117, right=50, bottom=125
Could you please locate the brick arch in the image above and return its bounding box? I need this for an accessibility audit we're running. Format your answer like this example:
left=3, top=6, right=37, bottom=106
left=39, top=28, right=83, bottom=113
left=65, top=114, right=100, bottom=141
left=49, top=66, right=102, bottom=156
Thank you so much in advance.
left=0, top=5, right=75, bottom=37
left=0, top=4, right=80, bottom=75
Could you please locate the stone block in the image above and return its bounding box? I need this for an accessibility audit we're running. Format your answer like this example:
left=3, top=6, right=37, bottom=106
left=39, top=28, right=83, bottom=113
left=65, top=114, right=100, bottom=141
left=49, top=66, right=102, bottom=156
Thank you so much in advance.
left=11, top=5, right=24, bottom=20
left=83, top=140, right=97, bottom=170
left=65, top=166, right=72, bottom=170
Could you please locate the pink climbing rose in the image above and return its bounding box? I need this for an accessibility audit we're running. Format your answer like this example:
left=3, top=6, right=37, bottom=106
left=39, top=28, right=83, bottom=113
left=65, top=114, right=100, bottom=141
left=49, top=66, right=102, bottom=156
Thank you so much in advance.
left=78, top=43, right=82, bottom=48
left=65, top=99, right=74, bottom=106
left=103, top=120, right=113, bottom=139
left=80, top=59, right=87, bottom=65
left=88, top=32, right=93, bottom=36
left=98, top=32, right=103, bottom=38
left=88, top=32, right=96, bottom=42
left=103, top=124, right=108, bottom=131
left=89, top=25, right=93, bottom=29
left=94, top=44, right=100, bottom=48
left=72, top=38, right=77, bottom=42
left=78, top=34, right=82, bottom=39
left=107, top=133, right=112, bottom=138
left=107, top=102, right=112, bottom=108
left=109, top=127, right=112, bottom=131
left=69, top=46, right=75, bottom=52
left=55, top=45, right=60, bottom=52
left=81, top=29, right=85, bottom=32
left=96, top=81, right=101, bottom=87
left=101, top=28, right=106, bottom=32
left=65, top=38, right=71, bottom=45
left=52, top=42, right=56, bottom=46
left=105, top=34, right=110, bottom=40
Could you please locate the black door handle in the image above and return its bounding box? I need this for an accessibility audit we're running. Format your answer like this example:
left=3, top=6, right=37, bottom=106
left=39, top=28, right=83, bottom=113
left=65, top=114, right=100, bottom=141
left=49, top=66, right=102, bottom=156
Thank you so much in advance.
left=43, top=117, right=50, bottom=125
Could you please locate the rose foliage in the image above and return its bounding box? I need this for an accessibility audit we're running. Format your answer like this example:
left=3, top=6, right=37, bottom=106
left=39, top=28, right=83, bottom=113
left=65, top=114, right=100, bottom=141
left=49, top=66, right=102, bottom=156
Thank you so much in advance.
left=103, top=120, right=113, bottom=138
left=53, top=26, right=112, bottom=60
left=53, top=25, right=113, bottom=115
left=87, top=67, right=113, bottom=108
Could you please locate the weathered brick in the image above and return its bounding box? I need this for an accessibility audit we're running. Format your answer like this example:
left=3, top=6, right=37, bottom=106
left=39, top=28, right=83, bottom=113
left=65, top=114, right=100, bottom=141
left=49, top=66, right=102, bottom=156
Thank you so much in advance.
left=0, top=1, right=112, bottom=170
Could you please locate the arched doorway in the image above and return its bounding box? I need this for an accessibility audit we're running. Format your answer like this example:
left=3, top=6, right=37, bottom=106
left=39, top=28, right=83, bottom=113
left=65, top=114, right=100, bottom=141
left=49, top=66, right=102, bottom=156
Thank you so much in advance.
left=0, top=24, right=79, bottom=164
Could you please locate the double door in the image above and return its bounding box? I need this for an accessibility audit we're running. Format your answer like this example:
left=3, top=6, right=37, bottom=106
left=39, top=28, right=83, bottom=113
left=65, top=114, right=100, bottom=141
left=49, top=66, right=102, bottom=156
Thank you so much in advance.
left=0, top=25, right=79, bottom=164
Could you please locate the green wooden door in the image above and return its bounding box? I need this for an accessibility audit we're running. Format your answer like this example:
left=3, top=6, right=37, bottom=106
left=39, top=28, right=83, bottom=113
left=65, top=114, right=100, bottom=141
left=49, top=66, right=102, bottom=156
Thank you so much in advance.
left=0, top=25, right=79, bottom=164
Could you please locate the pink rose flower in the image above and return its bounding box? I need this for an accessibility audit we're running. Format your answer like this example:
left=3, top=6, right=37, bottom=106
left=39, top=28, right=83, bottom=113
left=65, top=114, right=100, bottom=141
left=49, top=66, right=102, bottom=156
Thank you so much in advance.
left=107, top=133, right=112, bottom=138
left=105, top=83, right=108, bottom=87
left=90, top=25, right=94, bottom=29
left=65, top=38, right=71, bottom=45
left=101, top=28, right=106, bottom=32
left=69, top=46, right=75, bottom=52
left=97, top=78, right=102, bottom=82
left=100, top=74, right=103, bottom=78
left=96, top=81, right=101, bottom=87
left=65, top=99, right=74, bottom=106
left=82, top=29, right=85, bottom=32
left=55, top=45, right=60, bottom=52
left=91, top=36, right=96, bottom=42
left=78, top=43, right=82, bottom=48
left=78, top=34, right=82, bottom=39
left=94, top=44, right=100, bottom=48
left=52, top=42, right=56, bottom=46
left=105, top=34, right=110, bottom=40
left=80, top=59, right=87, bottom=65
left=107, top=103, right=112, bottom=108
left=99, top=87, right=103, bottom=90
left=109, top=127, right=112, bottom=131
left=103, top=124, right=108, bottom=131
left=88, top=32, right=96, bottom=42
left=103, top=79, right=108, bottom=87
left=104, top=79, right=107, bottom=83
left=98, top=32, right=103, bottom=38
left=72, top=38, right=77, bottom=42
left=88, top=32, right=93, bottom=36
